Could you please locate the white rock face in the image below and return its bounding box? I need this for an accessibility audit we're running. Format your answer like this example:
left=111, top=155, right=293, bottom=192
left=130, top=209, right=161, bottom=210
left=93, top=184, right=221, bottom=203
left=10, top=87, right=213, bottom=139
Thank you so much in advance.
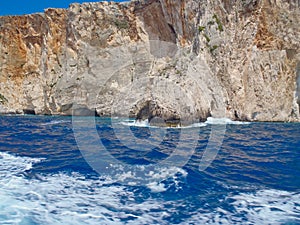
left=0, top=0, right=299, bottom=123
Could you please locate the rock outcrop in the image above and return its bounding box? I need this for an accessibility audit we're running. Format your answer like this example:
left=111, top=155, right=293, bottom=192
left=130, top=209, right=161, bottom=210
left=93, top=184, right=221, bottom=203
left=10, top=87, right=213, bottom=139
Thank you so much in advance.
left=0, top=0, right=299, bottom=123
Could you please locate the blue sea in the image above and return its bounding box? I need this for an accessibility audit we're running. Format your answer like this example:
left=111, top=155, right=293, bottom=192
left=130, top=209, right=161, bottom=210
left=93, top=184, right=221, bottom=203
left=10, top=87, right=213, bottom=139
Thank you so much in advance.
left=0, top=115, right=299, bottom=224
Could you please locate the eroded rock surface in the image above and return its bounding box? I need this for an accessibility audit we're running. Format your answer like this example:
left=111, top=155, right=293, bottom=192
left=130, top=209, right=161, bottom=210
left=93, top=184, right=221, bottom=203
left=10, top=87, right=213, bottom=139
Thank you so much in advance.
left=0, top=0, right=299, bottom=123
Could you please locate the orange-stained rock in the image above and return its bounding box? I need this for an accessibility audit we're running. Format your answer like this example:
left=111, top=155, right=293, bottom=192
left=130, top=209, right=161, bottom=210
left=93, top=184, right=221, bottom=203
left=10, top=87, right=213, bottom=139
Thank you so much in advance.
left=0, top=0, right=299, bottom=123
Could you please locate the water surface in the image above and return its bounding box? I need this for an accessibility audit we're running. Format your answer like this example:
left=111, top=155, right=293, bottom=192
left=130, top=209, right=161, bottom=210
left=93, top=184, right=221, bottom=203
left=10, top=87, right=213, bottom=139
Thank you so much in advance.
left=0, top=115, right=299, bottom=224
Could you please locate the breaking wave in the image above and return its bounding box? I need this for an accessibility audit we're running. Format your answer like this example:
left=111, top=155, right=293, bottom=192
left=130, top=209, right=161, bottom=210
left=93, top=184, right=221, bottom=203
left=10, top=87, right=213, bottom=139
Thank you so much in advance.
left=205, top=117, right=251, bottom=125
left=119, top=117, right=249, bottom=128
left=119, top=119, right=207, bottom=128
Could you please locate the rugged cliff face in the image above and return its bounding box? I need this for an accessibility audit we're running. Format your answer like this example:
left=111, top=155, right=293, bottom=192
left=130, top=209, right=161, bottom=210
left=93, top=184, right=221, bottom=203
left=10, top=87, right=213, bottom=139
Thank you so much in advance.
left=0, top=0, right=299, bottom=123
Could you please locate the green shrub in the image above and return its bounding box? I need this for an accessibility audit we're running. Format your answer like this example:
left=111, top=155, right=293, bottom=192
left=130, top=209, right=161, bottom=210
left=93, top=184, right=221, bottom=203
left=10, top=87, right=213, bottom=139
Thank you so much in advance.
left=198, top=26, right=206, bottom=32
left=207, top=20, right=215, bottom=26
left=210, top=45, right=218, bottom=53
left=203, top=33, right=211, bottom=43
left=0, top=94, right=8, bottom=104
left=213, top=14, right=223, bottom=32
left=114, top=19, right=129, bottom=30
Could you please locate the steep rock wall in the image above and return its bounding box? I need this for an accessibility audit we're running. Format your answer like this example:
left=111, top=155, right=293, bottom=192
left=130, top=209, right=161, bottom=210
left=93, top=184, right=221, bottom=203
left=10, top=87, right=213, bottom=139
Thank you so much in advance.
left=0, top=0, right=299, bottom=123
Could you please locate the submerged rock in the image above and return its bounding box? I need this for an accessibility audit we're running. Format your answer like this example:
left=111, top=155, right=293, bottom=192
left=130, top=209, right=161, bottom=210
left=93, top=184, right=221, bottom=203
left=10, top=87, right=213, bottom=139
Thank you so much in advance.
left=0, top=0, right=299, bottom=122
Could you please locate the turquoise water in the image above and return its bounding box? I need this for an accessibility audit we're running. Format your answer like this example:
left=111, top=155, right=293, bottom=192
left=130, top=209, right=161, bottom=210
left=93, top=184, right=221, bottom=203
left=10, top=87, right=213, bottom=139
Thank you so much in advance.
left=0, top=115, right=299, bottom=224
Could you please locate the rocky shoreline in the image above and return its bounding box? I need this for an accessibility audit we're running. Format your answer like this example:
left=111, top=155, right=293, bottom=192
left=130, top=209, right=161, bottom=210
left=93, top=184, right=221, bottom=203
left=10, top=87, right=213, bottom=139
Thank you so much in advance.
left=0, top=0, right=299, bottom=123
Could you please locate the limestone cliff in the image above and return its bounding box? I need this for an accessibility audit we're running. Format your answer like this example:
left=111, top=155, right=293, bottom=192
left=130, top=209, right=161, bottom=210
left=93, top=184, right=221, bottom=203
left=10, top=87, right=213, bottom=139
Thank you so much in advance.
left=0, top=0, right=299, bottom=123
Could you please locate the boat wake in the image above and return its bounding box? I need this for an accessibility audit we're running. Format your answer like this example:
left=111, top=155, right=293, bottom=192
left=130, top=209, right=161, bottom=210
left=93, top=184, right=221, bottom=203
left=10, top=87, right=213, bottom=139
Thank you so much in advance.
left=1, top=152, right=298, bottom=225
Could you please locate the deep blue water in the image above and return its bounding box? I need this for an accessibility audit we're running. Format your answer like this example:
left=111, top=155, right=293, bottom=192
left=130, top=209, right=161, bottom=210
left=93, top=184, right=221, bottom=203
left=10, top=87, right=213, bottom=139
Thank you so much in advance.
left=0, top=115, right=299, bottom=224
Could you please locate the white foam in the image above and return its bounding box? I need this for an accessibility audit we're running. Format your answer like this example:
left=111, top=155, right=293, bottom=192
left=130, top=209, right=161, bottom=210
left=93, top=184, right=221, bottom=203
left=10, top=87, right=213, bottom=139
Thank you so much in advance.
left=0, top=152, right=185, bottom=224
left=120, top=119, right=150, bottom=127
left=100, top=164, right=188, bottom=192
left=0, top=152, right=43, bottom=176
left=1, top=152, right=298, bottom=225
left=146, top=167, right=188, bottom=192
left=205, top=117, right=251, bottom=125
left=229, top=189, right=300, bottom=224
left=147, top=182, right=167, bottom=193
left=120, top=119, right=207, bottom=129
left=40, top=120, right=70, bottom=126
left=120, top=117, right=250, bottom=128
left=182, top=122, right=207, bottom=128
left=181, top=188, right=300, bottom=225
